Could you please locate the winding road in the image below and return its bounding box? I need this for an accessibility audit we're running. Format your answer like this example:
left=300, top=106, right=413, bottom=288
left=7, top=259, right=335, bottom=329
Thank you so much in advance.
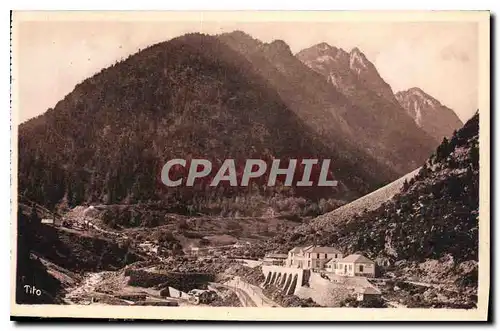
left=214, top=283, right=257, bottom=307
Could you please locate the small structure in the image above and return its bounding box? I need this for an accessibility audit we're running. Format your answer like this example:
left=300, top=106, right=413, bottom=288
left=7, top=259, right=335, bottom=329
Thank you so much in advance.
left=355, top=286, right=382, bottom=302
left=334, top=254, right=376, bottom=277
left=262, top=253, right=288, bottom=266
left=324, top=259, right=337, bottom=273
left=188, top=246, right=210, bottom=256
left=115, top=293, right=148, bottom=301
left=41, top=218, right=54, bottom=225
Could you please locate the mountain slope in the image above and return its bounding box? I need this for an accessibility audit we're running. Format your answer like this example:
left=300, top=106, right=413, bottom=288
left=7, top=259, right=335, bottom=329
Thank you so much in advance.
left=276, top=112, right=478, bottom=260
left=221, top=35, right=437, bottom=178
left=295, top=43, right=439, bottom=168
left=269, top=113, right=479, bottom=306
left=296, top=43, right=397, bottom=104
left=19, top=33, right=382, bottom=212
left=218, top=32, right=398, bottom=190
left=395, top=87, right=463, bottom=142
left=304, top=167, right=421, bottom=232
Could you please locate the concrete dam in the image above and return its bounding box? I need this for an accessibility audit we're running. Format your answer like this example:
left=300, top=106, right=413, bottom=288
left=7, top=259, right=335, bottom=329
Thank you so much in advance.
left=261, top=265, right=310, bottom=295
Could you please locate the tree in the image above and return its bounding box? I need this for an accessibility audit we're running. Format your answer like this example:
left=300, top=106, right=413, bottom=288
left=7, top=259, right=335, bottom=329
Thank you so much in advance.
left=176, top=219, right=189, bottom=231
left=436, top=137, right=450, bottom=161
left=402, top=179, right=410, bottom=192
left=469, top=145, right=479, bottom=170
left=29, top=204, right=41, bottom=227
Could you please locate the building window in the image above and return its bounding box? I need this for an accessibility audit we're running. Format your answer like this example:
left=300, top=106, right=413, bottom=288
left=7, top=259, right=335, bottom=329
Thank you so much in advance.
left=317, top=253, right=320, bottom=259
left=349, top=264, right=352, bottom=271
left=359, top=265, right=364, bottom=272
left=308, top=261, right=311, bottom=267
left=334, top=263, right=337, bottom=269
left=334, top=254, right=337, bottom=259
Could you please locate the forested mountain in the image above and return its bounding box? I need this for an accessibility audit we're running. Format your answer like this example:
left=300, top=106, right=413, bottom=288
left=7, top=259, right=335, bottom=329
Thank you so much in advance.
left=19, top=33, right=388, bottom=214
left=395, top=87, right=463, bottom=142
left=19, top=31, right=450, bottom=216
left=19, top=34, right=326, bottom=210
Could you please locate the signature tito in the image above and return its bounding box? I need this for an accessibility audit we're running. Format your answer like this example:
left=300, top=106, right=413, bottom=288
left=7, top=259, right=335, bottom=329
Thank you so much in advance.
left=24, top=285, right=42, bottom=296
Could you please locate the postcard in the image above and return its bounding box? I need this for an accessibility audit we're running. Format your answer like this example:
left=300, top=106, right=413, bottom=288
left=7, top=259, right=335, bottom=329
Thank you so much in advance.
left=10, top=10, right=490, bottom=321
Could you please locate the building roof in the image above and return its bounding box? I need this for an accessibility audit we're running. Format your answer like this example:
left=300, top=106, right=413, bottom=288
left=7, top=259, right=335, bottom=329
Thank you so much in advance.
left=325, top=258, right=339, bottom=265
left=304, top=246, right=342, bottom=254
left=356, top=287, right=381, bottom=295
left=289, top=245, right=313, bottom=254
left=340, top=254, right=374, bottom=264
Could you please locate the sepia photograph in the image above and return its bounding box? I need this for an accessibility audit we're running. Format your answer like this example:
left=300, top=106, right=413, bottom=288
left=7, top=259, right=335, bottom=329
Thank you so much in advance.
left=10, top=10, right=490, bottom=321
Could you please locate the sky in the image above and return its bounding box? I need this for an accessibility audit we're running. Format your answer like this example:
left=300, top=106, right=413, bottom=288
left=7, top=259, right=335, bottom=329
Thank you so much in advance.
left=14, top=18, right=479, bottom=123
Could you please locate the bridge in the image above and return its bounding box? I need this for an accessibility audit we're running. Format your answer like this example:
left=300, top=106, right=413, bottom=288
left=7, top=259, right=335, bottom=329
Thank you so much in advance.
left=261, top=265, right=310, bottom=295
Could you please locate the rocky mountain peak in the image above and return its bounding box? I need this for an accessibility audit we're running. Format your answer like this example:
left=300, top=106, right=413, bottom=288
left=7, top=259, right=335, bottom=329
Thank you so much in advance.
left=397, top=87, right=440, bottom=107
left=264, top=39, right=293, bottom=56
left=315, top=42, right=333, bottom=51
left=348, top=47, right=371, bottom=74
left=221, top=30, right=256, bottom=42
left=296, top=43, right=348, bottom=61
left=297, top=43, right=396, bottom=103
left=218, top=30, right=263, bottom=51
left=395, top=87, right=463, bottom=141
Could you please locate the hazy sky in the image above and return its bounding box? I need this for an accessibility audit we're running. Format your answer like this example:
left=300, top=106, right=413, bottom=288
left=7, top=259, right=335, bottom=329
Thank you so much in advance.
left=15, top=19, right=478, bottom=123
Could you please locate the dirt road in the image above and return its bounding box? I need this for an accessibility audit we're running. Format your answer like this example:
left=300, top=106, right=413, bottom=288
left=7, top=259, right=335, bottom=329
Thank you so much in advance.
left=63, top=271, right=108, bottom=304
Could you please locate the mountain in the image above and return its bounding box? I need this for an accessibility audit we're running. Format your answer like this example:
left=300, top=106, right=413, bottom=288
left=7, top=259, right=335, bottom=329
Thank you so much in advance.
left=395, top=87, right=463, bottom=142
left=268, top=112, right=479, bottom=307
left=296, top=43, right=397, bottom=103
left=218, top=32, right=398, bottom=189
left=19, top=33, right=390, bottom=214
left=19, top=31, right=454, bottom=218
left=246, top=38, right=438, bottom=175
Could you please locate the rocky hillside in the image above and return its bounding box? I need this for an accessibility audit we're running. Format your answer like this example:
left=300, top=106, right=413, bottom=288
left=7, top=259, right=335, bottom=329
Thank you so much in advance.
left=395, top=87, right=463, bottom=142
left=270, top=112, right=479, bottom=304
left=15, top=204, right=141, bottom=304
left=296, top=43, right=397, bottom=104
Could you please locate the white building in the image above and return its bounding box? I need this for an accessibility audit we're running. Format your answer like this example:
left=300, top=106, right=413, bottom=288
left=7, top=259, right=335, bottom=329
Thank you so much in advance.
left=329, top=254, right=376, bottom=277
left=355, top=286, right=382, bottom=301
left=286, top=246, right=343, bottom=270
